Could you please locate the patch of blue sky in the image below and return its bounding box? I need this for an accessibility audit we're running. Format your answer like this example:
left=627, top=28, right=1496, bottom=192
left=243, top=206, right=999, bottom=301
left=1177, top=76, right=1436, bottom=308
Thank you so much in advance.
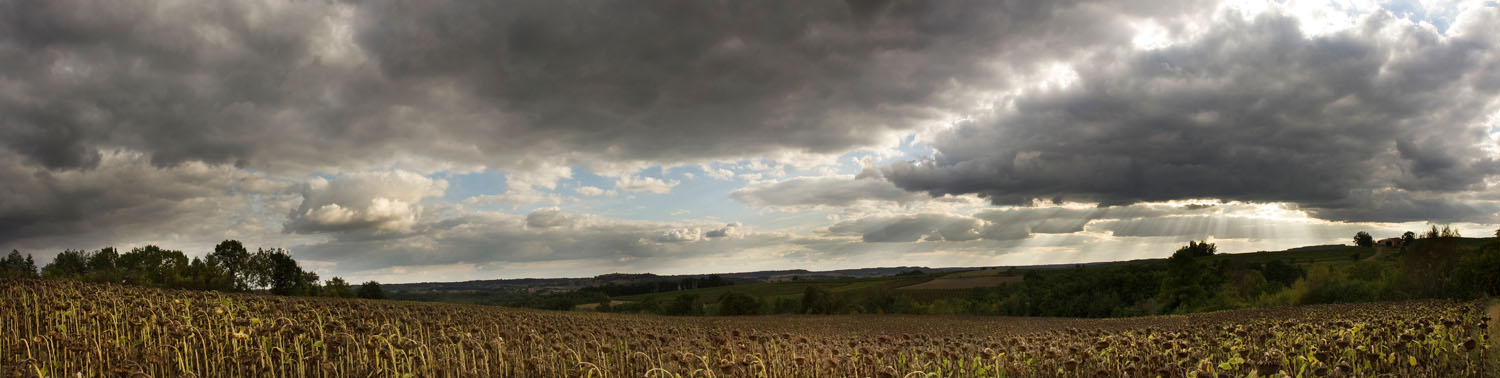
left=1379, top=0, right=1492, bottom=33
left=436, top=169, right=505, bottom=203
left=564, top=166, right=615, bottom=192
left=434, top=135, right=939, bottom=228
left=571, top=164, right=756, bottom=222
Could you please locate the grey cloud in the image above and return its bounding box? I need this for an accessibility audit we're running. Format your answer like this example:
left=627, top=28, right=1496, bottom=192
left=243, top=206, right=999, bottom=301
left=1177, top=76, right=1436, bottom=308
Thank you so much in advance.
left=822, top=202, right=1233, bottom=243
left=828, top=213, right=996, bottom=242
left=292, top=211, right=776, bottom=272
left=1090, top=215, right=1372, bottom=240
left=884, top=8, right=1500, bottom=223
left=705, top=222, right=744, bottom=238
left=0, top=0, right=1222, bottom=256
left=0, top=0, right=1204, bottom=175
left=1304, top=190, right=1500, bottom=223
left=731, top=174, right=920, bottom=209
left=524, top=207, right=573, bottom=229
left=972, top=205, right=1174, bottom=234
left=0, top=150, right=298, bottom=254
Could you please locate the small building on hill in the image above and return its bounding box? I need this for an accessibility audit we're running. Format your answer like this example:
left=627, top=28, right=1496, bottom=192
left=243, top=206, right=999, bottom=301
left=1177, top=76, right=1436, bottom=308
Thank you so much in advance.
left=1376, top=238, right=1403, bottom=248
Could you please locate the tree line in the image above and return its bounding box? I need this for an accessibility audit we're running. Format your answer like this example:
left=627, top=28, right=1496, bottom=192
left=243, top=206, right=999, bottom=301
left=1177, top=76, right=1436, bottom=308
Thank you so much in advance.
left=581, top=227, right=1500, bottom=317
left=7, top=228, right=1499, bottom=318
left=1, top=240, right=386, bottom=300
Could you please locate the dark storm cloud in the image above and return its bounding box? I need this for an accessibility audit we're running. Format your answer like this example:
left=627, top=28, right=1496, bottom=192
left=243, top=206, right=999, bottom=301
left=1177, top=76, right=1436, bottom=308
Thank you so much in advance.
left=0, top=150, right=294, bottom=253
left=0, top=0, right=1202, bottom=174
left=884, top=9, right=1500, bottom=223
left=0, top=0, right=1220, bottom=254
left=0, top=0, right=351, bottom=170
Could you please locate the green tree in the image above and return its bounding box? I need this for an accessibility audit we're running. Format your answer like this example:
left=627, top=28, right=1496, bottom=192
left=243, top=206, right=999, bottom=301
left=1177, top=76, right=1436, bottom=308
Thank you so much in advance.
left=1354, top=231, right=1374, bottom=248
left=1159, top=243, right=1210, bottom=313
left=42, top=249, right=89, bottom=279
left=210, top=240, right=252, bottom=291
left=664, top=294, right=702, bottom=316
left=325, top=277, right=354, bottom=298
left=1401, top=231, right=1416, bottom=247
left=1401, top=237, right=1461, bottom=297
left=253, top=249, right=285, bottom=293
left=184, top=257, right=233, bottom=291
left=1, top=250, right=38, bottom=279
left=116, top=246, right=189, bottom=287
left=801, top=286, right=837, bottom=314
left=716, top=292, right=761, bottom=316
left=1454, top=242, right=1500, bottom=297
left=357, top=281, right=386, bottom=299
left=1260, top=260, right=1303, bottom=287
left=297, top=270, right=322, bottom=297
left=635, top=296, right=662, bottom=314
left=1176, top=240, right=1217, bottom=257
left=86, top=248, right=121, bottom=283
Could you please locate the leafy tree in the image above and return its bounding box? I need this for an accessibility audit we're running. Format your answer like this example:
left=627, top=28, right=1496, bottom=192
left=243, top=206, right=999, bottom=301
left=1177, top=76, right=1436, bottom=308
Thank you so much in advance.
left=116, top=245, right=190, bottom=288
left=1159, top=243, right=1210, bottom=313
left=325, top=277, right=354, bottom=298
left=184, top=257, right=233, bottom=291
left=1176, top=240, right=1217, bottom=257
left=1440, top=226, right=1460, bottom=238
left=801, top=286, right=837, bottom=314
left=244, top=247, right=312, bottom=295
left=717, top=292, right=761, bottom=316
left=771, top=297, right=801, bottom=314
left=1354, top=231, right=1374, bottom=248
left=87, top=247, right=122, bottom=283
left=635, top=296, right=662, bottom=314
left=1401, top=237, right=1462, bottom=297
left=664, top=294, right=702, bottom=316
left=1401, top=231, right=1417, bottom=247
left=42, top=249, right=90, bottom=279
left=1424, top=225, right=1441, bottom=239
left=357, top=281, right=386, bottom=299
left=1454, top=242, right=1500, bottom=297
left=209, top=240, right=252, bottom=291
left=245, top=248, right=314, bottom=296
left=297, top=270, right=322, bottom=297
left=1, top=250, right=38, bottom=279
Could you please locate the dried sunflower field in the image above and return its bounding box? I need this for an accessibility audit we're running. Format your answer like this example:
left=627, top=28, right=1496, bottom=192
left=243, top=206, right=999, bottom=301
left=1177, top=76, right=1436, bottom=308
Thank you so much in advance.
left=1, top=279, right=1493, bottom=377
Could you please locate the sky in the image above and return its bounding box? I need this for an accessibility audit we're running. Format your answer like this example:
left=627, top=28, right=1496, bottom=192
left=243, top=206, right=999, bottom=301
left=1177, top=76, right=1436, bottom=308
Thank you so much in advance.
left=2, top=0, right=1499, bottom=283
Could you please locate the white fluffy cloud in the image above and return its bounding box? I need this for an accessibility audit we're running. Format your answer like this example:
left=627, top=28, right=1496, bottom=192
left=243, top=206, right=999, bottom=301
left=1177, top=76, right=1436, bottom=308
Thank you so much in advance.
left=614, top=176, right=680, bottom=194
left=575, top=186, right=616, bottom=197
left=284, top=171, right=447, bottom=234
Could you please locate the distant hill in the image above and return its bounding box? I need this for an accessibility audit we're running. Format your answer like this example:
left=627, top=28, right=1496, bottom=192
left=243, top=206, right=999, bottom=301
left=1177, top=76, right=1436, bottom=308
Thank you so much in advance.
left=383, top=266, right=981, bottom=295
left=381, top=237, right=1500, bottom=317
left=382, top=244, right=1359, bottom=296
